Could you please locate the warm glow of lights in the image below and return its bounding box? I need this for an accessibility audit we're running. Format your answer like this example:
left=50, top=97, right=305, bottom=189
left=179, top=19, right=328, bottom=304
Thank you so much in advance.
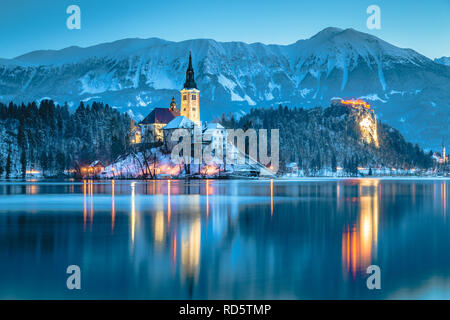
left=201, top=164, right=220, bottom=176
left=83, top=180, right=87, bottom=231
left=167, top=180, right=171, bottom=225
left=154, top=211, right=165, bottom=245
left=155, top=164, right=181, bottom=176
left=442, top=182, right=447, bottom=219
left=340, top=99, right=371, bottom=109
left=81, top=165, right=104, bottom=177
left=26, top=170, right=41, bottom=175
left=26, top=184, right=39, bottom=195
left=359, top=115, right=379, bottom=147
left=359, top=117, right=371, bottom=128
left=206, top=180, right=209, bottom=219
left=181, top=218, right=201, bottom=281
left=342, top=179, right=379, bottom=277
left=111, top=180, right=115, bottom=232
left=171, top=232, right=177, bottom=267
left=131, top=182, right=136, bottom=244
left=270, top=179, right=274, bottom=217
left=89, top=180, right=94, bottom=229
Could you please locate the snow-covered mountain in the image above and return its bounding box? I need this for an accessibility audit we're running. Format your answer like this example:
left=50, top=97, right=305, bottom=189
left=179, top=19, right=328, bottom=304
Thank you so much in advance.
left=1, top=27, right=449, bottom=149
left=435, top=56, right=450, bottom=66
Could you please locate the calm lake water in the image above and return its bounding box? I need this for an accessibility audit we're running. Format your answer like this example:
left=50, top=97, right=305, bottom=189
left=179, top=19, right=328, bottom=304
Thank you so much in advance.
left=0, top=178, right=448, bottom=299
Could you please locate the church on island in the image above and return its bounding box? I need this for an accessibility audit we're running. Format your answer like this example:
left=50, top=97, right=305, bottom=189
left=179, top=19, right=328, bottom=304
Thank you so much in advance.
left=131, top=52, right=219, bottom=146
left=122, top=52, right=273, bottom=178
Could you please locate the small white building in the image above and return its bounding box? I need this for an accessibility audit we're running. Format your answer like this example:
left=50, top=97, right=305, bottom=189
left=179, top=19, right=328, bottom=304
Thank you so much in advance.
left=163, top=116, right=198, bottom=150
left=203, top=122, right=227, bottom=150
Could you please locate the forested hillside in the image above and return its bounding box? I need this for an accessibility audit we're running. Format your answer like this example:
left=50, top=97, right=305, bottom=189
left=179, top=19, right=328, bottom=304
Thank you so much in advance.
left=220, top=104, right=433, bottom=174
left=0, top=100, right=131, bottom=178
left=0, top=99, right=435, bottom=178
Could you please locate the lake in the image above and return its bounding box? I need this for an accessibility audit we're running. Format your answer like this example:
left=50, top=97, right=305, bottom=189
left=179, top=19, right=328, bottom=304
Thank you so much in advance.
left=0, top=178, right=448, bottom=299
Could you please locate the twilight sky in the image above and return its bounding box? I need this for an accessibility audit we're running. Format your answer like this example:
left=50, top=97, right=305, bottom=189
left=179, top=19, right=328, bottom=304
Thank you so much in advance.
left=1, top=0, right=449, bottom=59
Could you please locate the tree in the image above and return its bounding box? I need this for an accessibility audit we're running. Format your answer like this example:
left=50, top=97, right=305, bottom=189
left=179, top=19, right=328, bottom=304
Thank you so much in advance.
left=331, top=153, right=337, bottom=172
left=0, top=156, right=3, bottom=177
left=111, top=135, right=125, bottom=162
left=20, top=148, right=27, bottom=179
left=40, top=151, right=49, bottom=175
left=18, top=119, right=27, bottom=179
left=6, top=145, right=12, bottom=179
left=56, top=152, right=66, bottom=172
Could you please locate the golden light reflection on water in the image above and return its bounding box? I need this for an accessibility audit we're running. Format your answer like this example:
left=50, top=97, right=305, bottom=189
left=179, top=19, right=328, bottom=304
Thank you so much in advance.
left=270, top=179, right=274, bottom=217
left=83, top=180, right=87, bottom=231
left=442, top=181, right=447, bottom=219
left=111, top=180, right=115, bottom=233
left=206, top=180, right=209, bottom=219
left=171, top=231, right=177, bottom=269
left=89, top=180, right=94, bottom=230
left=26, top=184, right=39, bottom=195
left=131, top=182, right=136, bottom=244
left=342, top=179, right=380, bottom=278
left=181, top=218, right=201, bottom=283
left=154, top=211, right=165, bottom=246
left=167, top=180, right=171, bottom=226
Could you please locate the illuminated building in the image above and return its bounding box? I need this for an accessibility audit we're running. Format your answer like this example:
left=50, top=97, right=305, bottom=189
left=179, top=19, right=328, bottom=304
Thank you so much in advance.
left=180, top=52, right=201, bottom=124
left=331, top=98, right=378, bottom=147
left=140, top=98, right=180, bottom=143
left=139, top=52, right=200, bottom=145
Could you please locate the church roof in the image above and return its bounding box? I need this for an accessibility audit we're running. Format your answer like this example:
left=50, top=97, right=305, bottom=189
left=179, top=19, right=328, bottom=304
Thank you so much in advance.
left=140, top=107, right=179, bottom=125
left=183, top=52, right=197, bottom=90
left=204, top=122, right=224, bottom=130
left=163, top=116, right=196, bottom=130
left=89, top=160, right=105, bottom=168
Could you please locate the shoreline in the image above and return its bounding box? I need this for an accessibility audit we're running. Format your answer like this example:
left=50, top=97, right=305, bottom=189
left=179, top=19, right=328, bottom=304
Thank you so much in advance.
left=0, top=176, right=449, bottom=184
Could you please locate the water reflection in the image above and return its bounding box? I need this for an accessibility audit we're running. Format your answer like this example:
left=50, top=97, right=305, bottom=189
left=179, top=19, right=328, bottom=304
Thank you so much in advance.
left=181, top=218, right=201, bottom=288
left=270, top=179, right=274, bottom=216
left=154, top=211, right=165, bottom=246
left=342, top=179, right=379, bottom=278
left=0, top=179, right=448, bottom=299
left=89, top=180, right=94, bottom=229
left=131, top=181, right=136, bottom=245
left=111, top=180, right=115, bottom=233
left=168, top=180, right=171, bottom=225
left=442, top=182, right=447, bottom=219
left=83, top=180, right=87, bottom=231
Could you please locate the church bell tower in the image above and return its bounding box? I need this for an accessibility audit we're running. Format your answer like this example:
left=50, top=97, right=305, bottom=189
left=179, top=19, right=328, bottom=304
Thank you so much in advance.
left=180, top=52, right=200, bottom=124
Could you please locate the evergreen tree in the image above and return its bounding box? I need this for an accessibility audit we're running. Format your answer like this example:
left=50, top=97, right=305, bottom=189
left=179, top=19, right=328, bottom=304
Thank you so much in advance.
left=20, top=148, right=27, bottom=179
left=18, top=119, right=27, bottom=179
left=40, top=151, right=49, bottom=175
left=331, top=153, right=337, bottom=172
left=6, top=145, right=12, bottom=179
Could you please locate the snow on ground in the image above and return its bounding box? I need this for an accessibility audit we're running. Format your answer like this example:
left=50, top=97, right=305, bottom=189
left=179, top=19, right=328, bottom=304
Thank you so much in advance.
left=101, top=148, right=225, bottom=179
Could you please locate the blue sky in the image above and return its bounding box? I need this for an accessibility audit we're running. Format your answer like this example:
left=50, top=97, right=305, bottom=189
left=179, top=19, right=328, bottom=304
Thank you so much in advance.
left=1, top=0, right=449, bottom=59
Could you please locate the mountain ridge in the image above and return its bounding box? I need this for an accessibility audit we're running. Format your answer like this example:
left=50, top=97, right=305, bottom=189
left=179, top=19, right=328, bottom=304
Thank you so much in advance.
left=0, top=27, right=448, bottom=150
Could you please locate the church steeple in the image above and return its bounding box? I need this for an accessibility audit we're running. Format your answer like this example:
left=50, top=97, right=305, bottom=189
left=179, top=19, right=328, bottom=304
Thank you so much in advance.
left=180, top=51, right=200, bottom=124
left=183, top=51, right=197, bottom=89
left=170, top=96, right=177, bottom=111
